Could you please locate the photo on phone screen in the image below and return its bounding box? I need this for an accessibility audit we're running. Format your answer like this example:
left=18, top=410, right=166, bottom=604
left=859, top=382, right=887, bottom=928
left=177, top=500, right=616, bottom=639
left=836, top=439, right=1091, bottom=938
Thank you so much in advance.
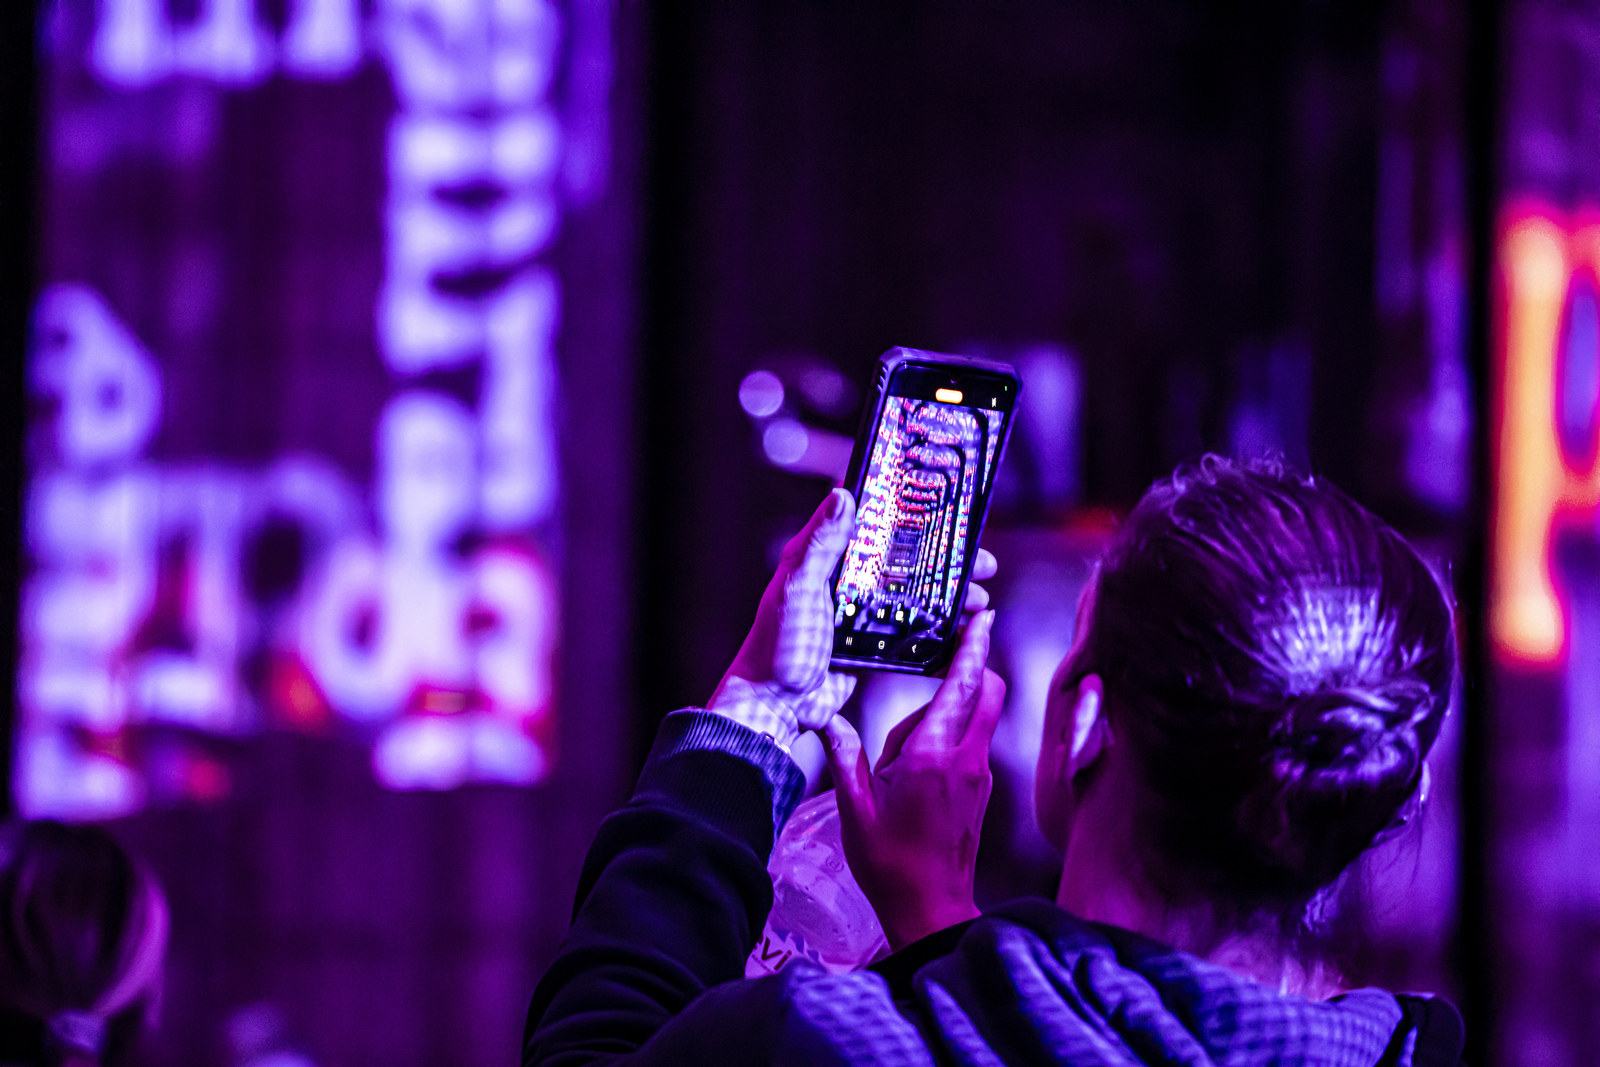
left=831, top=356, right=1017, bottom=672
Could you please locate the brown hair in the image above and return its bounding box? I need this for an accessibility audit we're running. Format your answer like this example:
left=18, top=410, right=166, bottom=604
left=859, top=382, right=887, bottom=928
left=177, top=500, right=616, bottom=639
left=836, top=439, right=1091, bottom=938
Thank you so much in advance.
left=1071, top=456, right=1455, bottom=929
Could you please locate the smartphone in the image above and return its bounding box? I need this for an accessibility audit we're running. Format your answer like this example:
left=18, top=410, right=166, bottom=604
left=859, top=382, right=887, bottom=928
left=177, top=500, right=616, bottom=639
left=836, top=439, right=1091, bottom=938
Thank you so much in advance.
left=830, top=348, right=1021, bottom=674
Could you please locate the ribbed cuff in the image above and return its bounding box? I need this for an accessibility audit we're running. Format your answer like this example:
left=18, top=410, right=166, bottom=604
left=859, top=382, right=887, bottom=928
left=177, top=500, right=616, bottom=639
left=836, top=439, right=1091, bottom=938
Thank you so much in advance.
left=632, top=710, right=808, bottom=849
left=704, top=676, right=800, bottom=750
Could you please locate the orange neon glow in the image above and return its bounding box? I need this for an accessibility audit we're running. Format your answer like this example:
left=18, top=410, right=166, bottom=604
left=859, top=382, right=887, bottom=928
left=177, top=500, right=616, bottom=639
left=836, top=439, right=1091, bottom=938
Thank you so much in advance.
left=1492, top=205, right=1600, bottom=663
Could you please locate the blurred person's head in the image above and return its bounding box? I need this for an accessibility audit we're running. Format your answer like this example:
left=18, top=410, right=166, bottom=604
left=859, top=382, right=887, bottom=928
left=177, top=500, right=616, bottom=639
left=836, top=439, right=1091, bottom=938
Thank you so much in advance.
left=1034, top=456, right=1454, bottom=987
left=0, top=820, right=167, bottom=1067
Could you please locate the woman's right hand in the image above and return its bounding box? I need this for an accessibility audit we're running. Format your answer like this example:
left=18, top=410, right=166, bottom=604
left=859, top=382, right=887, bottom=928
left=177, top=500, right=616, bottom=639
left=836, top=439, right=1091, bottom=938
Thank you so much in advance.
left=821, top=611, right=1006, bottom=951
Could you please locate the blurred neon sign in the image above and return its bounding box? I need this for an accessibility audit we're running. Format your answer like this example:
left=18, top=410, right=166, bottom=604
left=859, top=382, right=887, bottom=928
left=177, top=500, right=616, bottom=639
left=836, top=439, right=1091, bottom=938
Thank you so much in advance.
left=20, top=0, right=578, bottom=818
left=1492, top=204, right=1600, bottom=663
left=94, top=0, right=365, bottom=85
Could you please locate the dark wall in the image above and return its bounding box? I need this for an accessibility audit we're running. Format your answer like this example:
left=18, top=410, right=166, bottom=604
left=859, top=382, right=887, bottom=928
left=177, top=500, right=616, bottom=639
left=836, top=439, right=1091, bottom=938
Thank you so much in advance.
left=638, top=3, right=1396, bottom=731
left=0, top=0, right=36, bottom=823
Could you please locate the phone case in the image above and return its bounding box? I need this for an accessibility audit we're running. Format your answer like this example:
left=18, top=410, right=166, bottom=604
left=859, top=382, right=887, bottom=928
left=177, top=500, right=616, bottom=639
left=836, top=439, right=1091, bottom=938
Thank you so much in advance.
left=830, top=347, right=1022, bottom=674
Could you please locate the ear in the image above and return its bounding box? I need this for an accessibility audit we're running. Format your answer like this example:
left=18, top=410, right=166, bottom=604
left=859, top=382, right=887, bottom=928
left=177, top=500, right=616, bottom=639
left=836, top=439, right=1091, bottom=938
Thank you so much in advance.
left=1067, top=673, right=1109, bottom=777
left=1034, top=671, right=1110, bottom=853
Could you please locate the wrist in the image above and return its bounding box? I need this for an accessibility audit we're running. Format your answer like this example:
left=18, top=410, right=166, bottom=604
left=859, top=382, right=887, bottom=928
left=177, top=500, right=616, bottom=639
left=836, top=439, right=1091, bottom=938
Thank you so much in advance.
left=707, top=675, right=800, bottom=750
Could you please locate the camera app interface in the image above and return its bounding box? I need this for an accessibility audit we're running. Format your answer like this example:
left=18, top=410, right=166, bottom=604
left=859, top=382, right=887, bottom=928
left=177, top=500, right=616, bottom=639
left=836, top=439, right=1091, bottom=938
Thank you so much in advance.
left=834, top=380, right=1008, bottom=663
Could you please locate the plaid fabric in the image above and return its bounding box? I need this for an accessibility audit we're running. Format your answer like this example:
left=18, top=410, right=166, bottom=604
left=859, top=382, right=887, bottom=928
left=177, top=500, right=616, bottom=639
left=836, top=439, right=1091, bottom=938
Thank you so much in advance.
left=763, top=905, right=1415, bottom=1066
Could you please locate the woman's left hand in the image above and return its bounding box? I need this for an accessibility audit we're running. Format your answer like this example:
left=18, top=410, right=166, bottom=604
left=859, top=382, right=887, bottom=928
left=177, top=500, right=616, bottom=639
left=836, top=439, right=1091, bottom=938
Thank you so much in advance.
left=709, top=487, right=999, bottom=751
left=708, top=488, right=860, bottom=749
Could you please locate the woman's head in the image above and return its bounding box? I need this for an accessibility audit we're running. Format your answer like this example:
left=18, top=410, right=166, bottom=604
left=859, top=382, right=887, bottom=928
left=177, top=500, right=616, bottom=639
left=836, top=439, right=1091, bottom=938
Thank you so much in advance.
left=1036, top=456, right=1455, bottom=930
left=0, top=820, right=168, bottom=1066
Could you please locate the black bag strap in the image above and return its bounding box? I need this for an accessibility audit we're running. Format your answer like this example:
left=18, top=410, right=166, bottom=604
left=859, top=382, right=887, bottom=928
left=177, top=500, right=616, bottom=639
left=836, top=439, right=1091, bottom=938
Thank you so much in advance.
left=1376, top=994, right=1466, bottom=1067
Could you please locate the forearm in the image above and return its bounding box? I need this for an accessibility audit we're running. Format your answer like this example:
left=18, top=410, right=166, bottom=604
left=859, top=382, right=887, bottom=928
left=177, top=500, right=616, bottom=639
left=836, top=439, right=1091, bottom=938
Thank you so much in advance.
left=523, top=711, right=804, bottom=1066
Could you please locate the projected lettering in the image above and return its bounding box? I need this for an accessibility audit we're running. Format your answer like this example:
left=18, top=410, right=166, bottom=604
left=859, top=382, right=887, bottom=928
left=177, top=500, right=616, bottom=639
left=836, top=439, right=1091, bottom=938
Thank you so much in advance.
left=1492, top=207, right=1600, bottom=663
left=351, top=0, right=563, bottom=788
left=21, top=286, right=363, bottom=816
left=21, top=0, right=584, bottom=817
left=94, top=0, right=364, bottom=85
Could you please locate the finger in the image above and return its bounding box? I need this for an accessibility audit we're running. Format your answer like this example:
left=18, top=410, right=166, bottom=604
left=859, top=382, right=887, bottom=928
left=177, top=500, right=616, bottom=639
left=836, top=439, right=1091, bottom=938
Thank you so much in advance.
left=772, top=490, right=856, bottom=692
left=963, top=581, right=990, bottom=612
left=793, top=488, right=856, bottom=588
left=793, top=672, right=857, bottom=731
left=822, top=715, right=872, bottom=820
left=959, top=668, right=1008, bottom=755
left=779, top=488, right=854, bottom=569
left=779, top=489, right=841, bottom=564
left=875, top=704, right=929, bottom=772
left=912, top=610, right=995, bottom=753
left=971, top=548, right=998, bottom=582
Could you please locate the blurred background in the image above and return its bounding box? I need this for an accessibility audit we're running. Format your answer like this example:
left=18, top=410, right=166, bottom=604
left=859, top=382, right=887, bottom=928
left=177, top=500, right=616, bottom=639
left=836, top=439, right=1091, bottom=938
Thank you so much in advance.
left=0, top=0, right=1597, bottom=1064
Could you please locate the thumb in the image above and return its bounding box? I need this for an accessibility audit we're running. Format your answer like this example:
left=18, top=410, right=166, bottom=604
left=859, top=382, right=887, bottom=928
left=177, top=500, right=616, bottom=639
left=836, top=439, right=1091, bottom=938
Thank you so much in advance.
left=793, top=671, right=858, bottom=731
left=772, top=489, right=855, bottom=693
left=822, top=714, right=872, bottom=824
left=793, top=488, right=856, bottom=588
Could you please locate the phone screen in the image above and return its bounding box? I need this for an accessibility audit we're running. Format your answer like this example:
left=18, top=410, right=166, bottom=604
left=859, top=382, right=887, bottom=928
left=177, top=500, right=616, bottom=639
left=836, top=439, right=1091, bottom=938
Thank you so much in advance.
left=832, top=362, right=1015, bottom=670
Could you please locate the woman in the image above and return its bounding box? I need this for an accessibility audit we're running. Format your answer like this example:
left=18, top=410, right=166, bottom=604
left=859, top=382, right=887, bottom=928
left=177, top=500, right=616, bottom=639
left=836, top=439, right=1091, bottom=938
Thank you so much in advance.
left=0, top=821, right=168, bottom=1067
left=525, top=456, right=1463, bottom=1065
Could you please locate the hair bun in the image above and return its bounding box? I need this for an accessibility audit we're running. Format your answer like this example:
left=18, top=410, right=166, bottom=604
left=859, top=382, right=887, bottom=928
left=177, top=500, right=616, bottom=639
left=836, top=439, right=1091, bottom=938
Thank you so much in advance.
left=1232, top=684, right=1431, bottom=887
left=1282, top=685, right=1422, bottom=762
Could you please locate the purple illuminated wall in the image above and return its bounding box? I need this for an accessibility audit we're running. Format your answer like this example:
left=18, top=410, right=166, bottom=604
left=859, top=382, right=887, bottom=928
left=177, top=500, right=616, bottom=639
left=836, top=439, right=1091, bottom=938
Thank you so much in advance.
left=23, top=1, right=641, bottom=1063
left=1485, top=2, right=1600, bottom=1061
left=25, top=0, right=600, bottom=816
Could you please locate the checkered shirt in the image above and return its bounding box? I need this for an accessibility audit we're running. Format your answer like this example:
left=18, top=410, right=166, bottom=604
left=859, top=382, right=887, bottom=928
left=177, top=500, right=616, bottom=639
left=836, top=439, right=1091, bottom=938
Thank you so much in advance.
left=764, top=905, right=1417, bottom=1066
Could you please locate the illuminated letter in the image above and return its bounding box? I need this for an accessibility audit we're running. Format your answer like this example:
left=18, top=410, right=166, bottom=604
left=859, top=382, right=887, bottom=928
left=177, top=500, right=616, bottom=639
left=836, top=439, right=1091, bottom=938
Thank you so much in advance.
left=1492, top=209, right=1600, bottom=662
left=280, top=0, right=364, bottom=78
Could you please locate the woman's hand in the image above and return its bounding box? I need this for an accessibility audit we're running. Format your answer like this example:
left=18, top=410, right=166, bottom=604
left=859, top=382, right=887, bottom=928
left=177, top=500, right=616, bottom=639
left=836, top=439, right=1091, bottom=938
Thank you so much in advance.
left=708, top=485, right=998, bottom=754
left=708, top=488, right=860, bottom=749
left=821, top=611, right=1006, bottom=950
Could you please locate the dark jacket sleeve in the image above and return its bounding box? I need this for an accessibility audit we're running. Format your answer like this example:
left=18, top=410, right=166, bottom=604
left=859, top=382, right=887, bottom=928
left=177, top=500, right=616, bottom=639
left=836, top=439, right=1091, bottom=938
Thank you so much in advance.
left=523, top=710, right=807, bottom=1066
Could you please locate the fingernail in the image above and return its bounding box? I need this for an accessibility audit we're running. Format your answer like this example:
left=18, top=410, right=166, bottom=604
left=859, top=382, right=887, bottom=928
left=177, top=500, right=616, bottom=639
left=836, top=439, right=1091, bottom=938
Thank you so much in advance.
left=826, top=488, right=845, bottom=521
